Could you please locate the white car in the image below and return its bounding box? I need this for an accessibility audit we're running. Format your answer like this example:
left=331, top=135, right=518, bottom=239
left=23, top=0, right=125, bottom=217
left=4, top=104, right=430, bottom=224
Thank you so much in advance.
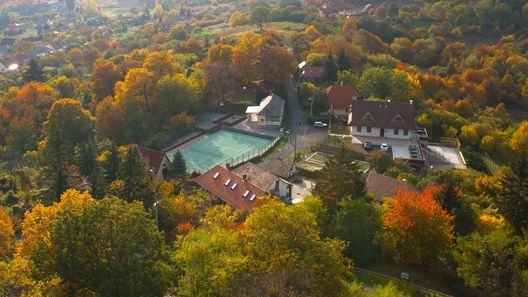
left=380, top=143, right=389, bottom=151
left=314, top=121, right=327, bottom=128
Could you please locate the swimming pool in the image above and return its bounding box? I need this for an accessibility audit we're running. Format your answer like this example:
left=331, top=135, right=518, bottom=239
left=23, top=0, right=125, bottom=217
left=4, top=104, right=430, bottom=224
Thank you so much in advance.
left=173, top=128, right=274, bottom=173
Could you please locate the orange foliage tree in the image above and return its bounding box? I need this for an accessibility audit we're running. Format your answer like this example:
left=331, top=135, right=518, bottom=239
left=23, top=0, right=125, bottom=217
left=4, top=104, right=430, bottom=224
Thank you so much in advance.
left=380, top=186, right=454, bottom=266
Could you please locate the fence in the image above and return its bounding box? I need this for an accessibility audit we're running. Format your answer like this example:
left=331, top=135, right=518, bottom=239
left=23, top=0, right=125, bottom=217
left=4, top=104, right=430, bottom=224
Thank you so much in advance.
left=355, top=268, right=454, bottom=297
left=185, top=136, right=282, bottom=174
left=222, top=136, right=282, bottom=170
left=483, top=153, right=501, bottom=175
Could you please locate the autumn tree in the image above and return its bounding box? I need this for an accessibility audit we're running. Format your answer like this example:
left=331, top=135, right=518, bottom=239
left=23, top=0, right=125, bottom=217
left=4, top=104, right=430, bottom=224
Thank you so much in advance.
left=48, top=75, right=83, bottom=99
left=0, top=208, right=14, bottom=261
left=31, top=195, right=173, bottom=297
left=90, top=60, right=122, bottom=103
left=380, top=186, right=454, bottom=266
left=236, top=199, right=352, bottom=297
left=313, top=150, right=366, bottom=213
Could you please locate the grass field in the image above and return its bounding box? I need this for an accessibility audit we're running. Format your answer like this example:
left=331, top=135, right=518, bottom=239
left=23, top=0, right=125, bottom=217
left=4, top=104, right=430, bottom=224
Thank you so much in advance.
left=194, top=22, right=307, bottom=40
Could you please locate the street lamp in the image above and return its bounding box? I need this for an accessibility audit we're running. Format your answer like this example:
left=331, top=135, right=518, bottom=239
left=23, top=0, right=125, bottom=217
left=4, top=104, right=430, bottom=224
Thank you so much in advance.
left=153, top=200, right=161, bottom=231
left=308, top=97, right=314, bottom=117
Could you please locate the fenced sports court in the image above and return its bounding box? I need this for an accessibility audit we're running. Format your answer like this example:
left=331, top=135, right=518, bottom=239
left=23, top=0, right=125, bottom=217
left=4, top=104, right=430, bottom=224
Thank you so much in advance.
left=175, top=128, right=278, bottom=173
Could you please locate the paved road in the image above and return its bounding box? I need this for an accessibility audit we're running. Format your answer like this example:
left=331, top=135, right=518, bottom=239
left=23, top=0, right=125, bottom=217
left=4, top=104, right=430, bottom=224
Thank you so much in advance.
left=260, top=79, right=327, bottom=164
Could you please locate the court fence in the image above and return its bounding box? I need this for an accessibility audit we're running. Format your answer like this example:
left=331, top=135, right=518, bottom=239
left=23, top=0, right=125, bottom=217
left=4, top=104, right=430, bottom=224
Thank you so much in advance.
left=187, top=135, right=282, bottom=174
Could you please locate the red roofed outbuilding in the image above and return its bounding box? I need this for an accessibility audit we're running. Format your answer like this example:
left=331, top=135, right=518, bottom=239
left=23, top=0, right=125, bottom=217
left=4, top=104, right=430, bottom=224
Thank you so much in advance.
left=326, top=85, right=359, bottom=116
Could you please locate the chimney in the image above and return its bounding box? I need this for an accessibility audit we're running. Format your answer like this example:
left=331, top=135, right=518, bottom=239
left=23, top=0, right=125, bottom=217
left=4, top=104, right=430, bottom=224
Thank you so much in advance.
left=410, top=100, right=414, bottom=105
left=242, top=174, right=247, bottom=181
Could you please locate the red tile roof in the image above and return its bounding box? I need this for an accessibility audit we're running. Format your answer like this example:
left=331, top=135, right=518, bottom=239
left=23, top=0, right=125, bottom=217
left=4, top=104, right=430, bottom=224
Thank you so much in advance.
left=349, top=100, right=416, bottom=131
left=129, top=145, right=169, bottom=174
left=326, top=85, right=358, bottom=110
left=193, top=165, right=267, bottom=211
left=301, top=66, right=325, bottom=79
left=366, top=171, right=416, bottom=202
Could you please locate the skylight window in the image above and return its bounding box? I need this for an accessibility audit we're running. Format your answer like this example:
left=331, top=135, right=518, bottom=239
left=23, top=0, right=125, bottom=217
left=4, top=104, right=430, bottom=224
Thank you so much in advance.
left=231, top=183, right=238, bottom=190
left=243, top=190, right=250, bottom=198
left=213, top=172, right=220, bottom=179
left=249, top=194, right=256, bottom=201
left=224, top=179, right=231, bottom=186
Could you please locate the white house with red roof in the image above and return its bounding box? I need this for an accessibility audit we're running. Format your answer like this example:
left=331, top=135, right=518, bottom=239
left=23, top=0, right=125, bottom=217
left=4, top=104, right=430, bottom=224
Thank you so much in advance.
left=348, top=100, right=417, bottom=140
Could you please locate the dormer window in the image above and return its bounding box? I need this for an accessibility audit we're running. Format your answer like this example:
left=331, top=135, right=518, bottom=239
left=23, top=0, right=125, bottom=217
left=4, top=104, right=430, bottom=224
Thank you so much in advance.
left=391, top=113, right=405, bottom=124
left=361, top=111, right=375, bottom=123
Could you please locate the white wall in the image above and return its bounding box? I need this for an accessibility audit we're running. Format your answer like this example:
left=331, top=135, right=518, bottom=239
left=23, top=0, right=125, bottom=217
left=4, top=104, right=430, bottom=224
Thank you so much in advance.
left=266, top=179, right=291, bottom=198
left=351, top=126, right=412, bottom=139
left=385, top=128, right=412, bottom=139
left=351, top=126, right=381, bottom=137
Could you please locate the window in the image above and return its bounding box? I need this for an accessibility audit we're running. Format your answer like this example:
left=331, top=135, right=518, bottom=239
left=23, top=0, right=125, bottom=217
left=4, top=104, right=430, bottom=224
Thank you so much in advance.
left=366, top=127, right=371, bottom=133
left=394, top=129, right=399, bottom=135
left=404, top=129, right=409, bottom=136
left=357, top=126, right=362, bottom=132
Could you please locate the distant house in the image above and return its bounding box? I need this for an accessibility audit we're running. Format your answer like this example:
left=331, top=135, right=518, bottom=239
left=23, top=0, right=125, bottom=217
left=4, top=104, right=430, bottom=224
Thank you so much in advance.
left=246, top=94, right=286, bottom=126
left=137, top=146, right=171, bottom=179
left=326, top=85, right=359, bottom=116
left=232, top=162, right=292, bottom=200
left=300, top=66, right=325, bottom=82
left=194, top=165, right=268, bottom=211
left=348, top=100, right=417, bottom=139
left=319, top=5, right=340, bottom=18
left=0, top=58, right=19, bottom=74
left=365, top=170, right=416, bottom=202
left=6, top=23, right=24, bottom=35
left=35, top=17, right=53, bottom=31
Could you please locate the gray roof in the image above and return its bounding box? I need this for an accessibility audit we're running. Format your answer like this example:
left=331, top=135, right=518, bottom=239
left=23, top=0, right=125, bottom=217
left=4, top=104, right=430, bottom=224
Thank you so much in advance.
left=232, top=162, right=278, bottom=191
left=257, top=94, right=286, bottom=117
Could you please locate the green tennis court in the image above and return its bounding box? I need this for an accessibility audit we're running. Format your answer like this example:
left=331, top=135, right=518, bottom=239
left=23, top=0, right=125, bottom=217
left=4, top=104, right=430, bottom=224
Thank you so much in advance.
left=175, top=129, right=274, bottom=173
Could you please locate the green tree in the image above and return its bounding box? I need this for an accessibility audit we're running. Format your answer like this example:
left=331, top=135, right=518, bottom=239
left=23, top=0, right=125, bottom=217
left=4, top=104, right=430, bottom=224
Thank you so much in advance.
left=31, top=196, right=173, bottom=297
left=333, top=199, right=380, bottom=265
left=454, top=228, right=528, bottom=297
left=337, top=49, right=351, bottom=71
left=41, top=99, right=96, bottom=200
left=65, top=0, right=75, bottom=11
left=493, top=156, right=528, bottom=234
left=174, top=225, right=246, bottom=297
left=110, top=145, right=155, bottom=207
left=324, top=53, right=338, bottom=83
left=250, top=3, right=270, bottom=31
left=236, top=199, right=352, bottom=297
left=22, top=59, right=44, bottom=82
left=167, top=151, right=186, bottom=179
left=313, top=150, right=366, bottom=213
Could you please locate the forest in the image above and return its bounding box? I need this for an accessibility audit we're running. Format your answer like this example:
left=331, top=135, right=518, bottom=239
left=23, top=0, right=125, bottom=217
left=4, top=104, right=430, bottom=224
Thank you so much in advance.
left=1, top=0, right=528, bottom=296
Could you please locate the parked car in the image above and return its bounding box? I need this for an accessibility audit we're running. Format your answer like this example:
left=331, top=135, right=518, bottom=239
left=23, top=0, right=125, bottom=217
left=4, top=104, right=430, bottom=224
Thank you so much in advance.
left=314, top=121, right=327, bottom=128
left=380, top=143, right=389, bottom=151
left=363, top=142, right=373, bottom=150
